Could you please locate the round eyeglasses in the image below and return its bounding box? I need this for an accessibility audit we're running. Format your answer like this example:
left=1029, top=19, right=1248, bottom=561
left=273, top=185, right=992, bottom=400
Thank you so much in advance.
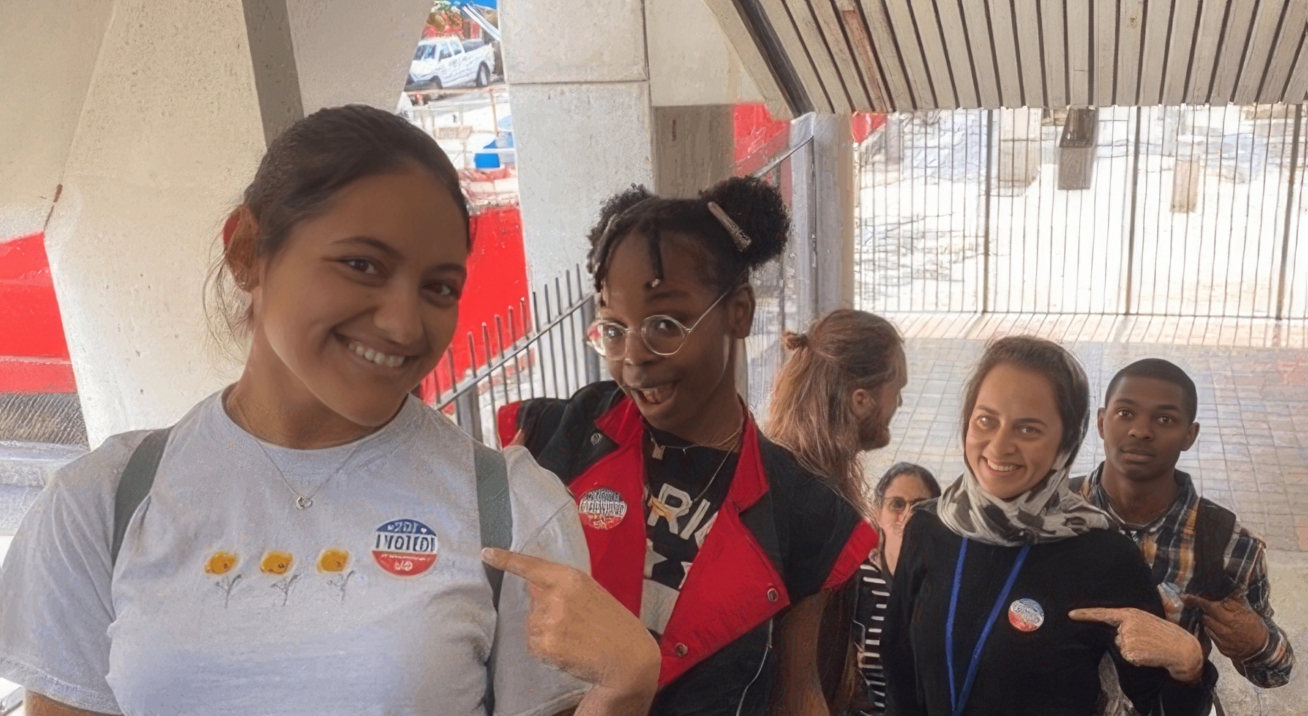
left=586, top=290, right=731, bottom=358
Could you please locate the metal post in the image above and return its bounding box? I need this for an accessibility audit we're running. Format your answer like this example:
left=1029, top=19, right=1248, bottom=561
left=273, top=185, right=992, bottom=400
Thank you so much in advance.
left=580, top=295, right=602, bottom=384
left=1277, top=104, right=1302, bottom=321
left=982, top=110, right=995, bottom=314
left=1123, top=106, right=1144, bottom=316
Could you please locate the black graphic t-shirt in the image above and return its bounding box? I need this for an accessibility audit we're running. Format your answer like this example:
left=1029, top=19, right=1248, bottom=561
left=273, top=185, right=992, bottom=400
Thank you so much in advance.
left=640, top=424, right=737, bottom=637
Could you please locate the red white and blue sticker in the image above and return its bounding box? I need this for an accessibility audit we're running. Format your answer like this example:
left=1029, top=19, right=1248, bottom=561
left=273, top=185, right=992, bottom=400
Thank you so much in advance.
left=578, top=488, right=628, bottom=530
left=372, top=519, right=439, bottom=576
left=1008, top=598, right=1045, bottom=632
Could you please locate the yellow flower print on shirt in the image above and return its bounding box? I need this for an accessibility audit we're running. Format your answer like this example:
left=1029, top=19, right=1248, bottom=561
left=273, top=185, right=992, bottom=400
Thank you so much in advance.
left=204, top=551, right=238, bottom=575
left=318, top=548, right=350, bottom=573
left=261, top=551, right=294, bottom=575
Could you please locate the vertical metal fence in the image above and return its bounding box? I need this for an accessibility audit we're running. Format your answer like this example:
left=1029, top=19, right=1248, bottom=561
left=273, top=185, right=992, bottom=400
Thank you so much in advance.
left=436, top=268, right=598, bottom=448
left=436, top=120, right=821, bottom=444
left=856, top=105, right=1308, bottom=320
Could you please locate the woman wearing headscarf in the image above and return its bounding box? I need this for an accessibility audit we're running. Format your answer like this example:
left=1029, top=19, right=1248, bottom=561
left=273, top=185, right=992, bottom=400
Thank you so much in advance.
left=882, top=336, right=1215, bottom=716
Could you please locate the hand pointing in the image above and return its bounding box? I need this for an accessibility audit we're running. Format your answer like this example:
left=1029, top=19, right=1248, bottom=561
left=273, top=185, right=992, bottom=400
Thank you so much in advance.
left=1070, top=607, right=1204, bottom=684
left=483, top=547, right=660, bottom=715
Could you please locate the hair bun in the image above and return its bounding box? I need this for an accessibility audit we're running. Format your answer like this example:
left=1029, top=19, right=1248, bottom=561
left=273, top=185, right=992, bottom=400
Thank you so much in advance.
left=700, top=176, right=790, bottom=269
left=783, top=331, right=809, bottom=351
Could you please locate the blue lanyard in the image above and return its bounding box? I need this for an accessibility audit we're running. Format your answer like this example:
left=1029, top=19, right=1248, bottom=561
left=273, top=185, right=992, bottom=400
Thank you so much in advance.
left=945, top=539, right=1031, bottom=716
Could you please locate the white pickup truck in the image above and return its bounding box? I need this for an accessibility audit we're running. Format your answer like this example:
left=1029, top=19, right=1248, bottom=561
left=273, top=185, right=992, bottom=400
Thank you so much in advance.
left=407, top=37, right=496, bottom=90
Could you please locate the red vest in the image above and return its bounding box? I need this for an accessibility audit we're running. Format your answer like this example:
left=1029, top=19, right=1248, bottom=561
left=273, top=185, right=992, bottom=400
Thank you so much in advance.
left=499, top=395, right=876, bottom=688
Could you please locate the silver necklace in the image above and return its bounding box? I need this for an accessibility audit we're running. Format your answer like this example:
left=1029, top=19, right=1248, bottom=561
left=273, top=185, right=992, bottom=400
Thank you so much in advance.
left=247, top=435, right=362, bottom=510
left=230, top=396, right=364, bottom=510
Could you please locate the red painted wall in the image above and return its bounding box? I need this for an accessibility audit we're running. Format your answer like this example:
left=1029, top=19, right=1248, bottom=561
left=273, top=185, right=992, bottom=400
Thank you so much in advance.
left=0, top=233, right=76, bottom=393
left=418, top=205, right=530, bottom=402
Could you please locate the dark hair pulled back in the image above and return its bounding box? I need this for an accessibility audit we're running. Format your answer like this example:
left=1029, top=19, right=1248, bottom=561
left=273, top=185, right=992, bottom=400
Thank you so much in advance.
left=962, top=336, right=1091, bottom=462
left=210, top=104, right=468, bottom=339
left=585, top=175, right=791, bottom=293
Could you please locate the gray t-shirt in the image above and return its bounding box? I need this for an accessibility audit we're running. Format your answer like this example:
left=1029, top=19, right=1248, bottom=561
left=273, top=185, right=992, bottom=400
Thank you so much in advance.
left=0, top=392, right=590, bottom=715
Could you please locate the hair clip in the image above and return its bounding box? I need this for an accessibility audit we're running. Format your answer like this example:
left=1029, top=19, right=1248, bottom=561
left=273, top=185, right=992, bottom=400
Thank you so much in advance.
left=707, top=202, right=752, bottom=252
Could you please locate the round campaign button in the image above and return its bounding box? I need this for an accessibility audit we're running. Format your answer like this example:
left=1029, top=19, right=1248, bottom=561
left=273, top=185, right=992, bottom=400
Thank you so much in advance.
left=578, top=488, right=628, bottom=530
left=371, top=519, right=439, bottom=576
left=1008, top=598, right=1045, bottom=632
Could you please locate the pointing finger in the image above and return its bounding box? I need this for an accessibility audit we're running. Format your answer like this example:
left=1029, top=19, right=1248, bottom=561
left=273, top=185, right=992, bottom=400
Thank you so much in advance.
left=481, top=548, right=560, bottom=588
left=1069, top=607, right=1128, bottom=626
left=1181, top=594, right=1218, bottom=615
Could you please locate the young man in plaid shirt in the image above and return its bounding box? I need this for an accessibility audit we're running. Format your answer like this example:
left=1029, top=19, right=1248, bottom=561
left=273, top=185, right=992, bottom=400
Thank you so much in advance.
left=1075, top=358, right=1293, bottom=714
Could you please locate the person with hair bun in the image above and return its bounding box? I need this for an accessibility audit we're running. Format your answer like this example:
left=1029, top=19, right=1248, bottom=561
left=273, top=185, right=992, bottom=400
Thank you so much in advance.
left=765, top=309, right=914, bottom=715
left=0, top=105, right=657, bottom=716
left=499, top=177, right=876, bottom=716
left=882, top=336, right=1215, bottom=716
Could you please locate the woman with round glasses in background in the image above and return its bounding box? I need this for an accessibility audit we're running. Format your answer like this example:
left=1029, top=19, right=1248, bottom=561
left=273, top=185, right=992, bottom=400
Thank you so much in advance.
left=496, top=177, right=876, bottom=715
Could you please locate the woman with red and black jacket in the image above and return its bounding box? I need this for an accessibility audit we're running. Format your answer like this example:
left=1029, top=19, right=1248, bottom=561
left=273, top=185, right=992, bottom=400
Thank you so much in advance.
left=498, top=176, right=876, bottom=716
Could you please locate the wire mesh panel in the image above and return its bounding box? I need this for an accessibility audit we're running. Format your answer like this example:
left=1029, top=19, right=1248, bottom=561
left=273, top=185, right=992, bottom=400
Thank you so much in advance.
left=857, top=112, right=990, bottom=313
left=857, top=104, right=1308, bottom=320
left=741, top=132, right=816, bottom=427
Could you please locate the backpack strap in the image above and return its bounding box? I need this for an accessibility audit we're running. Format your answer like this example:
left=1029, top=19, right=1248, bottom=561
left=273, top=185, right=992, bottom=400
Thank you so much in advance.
left=473, top=440, right=512, bottom=716
left=473, top=441, right=513, bottom=608
left=1191, top=497, right=1238, bottom=602
left=1068, top=475, right=1087, bottom=495
left=112, top=428, right=172, bottom=566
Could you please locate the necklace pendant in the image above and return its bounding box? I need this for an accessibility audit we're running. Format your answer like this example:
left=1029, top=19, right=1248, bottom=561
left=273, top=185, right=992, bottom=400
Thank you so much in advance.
left=296, top=495, right=313, bottom=510
left=651, top=443, right=665, bottom=460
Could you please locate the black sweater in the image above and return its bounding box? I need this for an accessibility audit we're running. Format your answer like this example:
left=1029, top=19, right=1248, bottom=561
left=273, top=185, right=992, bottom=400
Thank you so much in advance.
left=882, top=508, right=1215, bottom=716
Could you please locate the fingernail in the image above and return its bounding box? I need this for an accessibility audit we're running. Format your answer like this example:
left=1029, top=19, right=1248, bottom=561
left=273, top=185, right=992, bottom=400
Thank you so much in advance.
left=481, top=548, right=494, bottom=562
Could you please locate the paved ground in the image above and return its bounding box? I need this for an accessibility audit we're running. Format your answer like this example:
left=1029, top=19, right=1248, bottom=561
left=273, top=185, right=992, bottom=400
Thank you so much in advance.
left=864, top=313, right=1308, bottom=553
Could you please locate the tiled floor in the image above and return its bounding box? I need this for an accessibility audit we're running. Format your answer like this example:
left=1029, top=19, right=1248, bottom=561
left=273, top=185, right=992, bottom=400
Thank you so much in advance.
left=862, top=314, right=1308, bottom=552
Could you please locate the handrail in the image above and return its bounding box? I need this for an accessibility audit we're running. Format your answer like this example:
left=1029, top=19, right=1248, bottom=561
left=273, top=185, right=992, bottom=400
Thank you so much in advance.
left=436, top=289, right=594, bottom=410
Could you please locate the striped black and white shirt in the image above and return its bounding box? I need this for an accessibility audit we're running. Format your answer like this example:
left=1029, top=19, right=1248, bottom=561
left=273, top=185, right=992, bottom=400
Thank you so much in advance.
left=853, top=554, right=891, bottom=715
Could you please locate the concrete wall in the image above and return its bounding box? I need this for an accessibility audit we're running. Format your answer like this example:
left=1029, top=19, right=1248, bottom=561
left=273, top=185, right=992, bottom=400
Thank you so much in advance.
left=645, top=0, right=762, bottom=107
left=287, top=0, right=432, bottom=114
left=44, top=0, right=267, bottom=445
left=0, top=0, right=115, bottom=242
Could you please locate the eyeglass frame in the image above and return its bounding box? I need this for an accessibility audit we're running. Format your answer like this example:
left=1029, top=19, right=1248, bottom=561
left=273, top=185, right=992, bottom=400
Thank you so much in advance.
left=587, top=288, right=736, bottom=359
left=881, top=495, right=930, bottom=514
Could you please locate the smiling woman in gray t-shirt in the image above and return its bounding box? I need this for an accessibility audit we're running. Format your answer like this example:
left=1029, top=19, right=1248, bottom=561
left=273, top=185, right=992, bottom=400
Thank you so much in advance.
left=0, top=105, right=659, bottom=716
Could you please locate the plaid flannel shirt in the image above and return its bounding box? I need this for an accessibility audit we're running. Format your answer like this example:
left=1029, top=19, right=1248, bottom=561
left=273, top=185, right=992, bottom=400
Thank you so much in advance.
left=1079, top=464, right=1294, bottom=689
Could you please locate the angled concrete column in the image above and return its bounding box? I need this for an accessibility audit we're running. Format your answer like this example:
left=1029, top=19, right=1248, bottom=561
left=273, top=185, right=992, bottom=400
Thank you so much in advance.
left=2, top=0, right=435, bottom=445
left=41, top=0, right=268, bottom=445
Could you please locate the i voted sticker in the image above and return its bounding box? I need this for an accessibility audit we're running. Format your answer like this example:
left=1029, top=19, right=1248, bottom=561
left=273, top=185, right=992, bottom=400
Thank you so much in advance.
left=578, top=488, right=628, bottom=530
left=1008, top=598, right=1045, bottom=632
left=372, top=519, right=439, bottom=576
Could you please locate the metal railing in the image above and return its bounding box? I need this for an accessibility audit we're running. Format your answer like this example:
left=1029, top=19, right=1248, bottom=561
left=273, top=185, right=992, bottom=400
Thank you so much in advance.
left=436, top=268, right=598, bottom=448
left=856, top=105, right=1308, bottom=320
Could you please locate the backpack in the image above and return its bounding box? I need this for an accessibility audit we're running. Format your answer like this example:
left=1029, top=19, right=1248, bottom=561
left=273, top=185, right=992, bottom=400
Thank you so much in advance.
left=110, top=427, right=514, bottom=712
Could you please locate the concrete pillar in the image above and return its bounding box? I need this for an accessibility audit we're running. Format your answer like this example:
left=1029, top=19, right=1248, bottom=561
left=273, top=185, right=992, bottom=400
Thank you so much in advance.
left=0, top=0, right=116, bottom=241
left=813, top=114, right=856, bottom=314
left=653, top=105, right=736, bottom=198
left=505, top=0, right=768, bottom=288
left=997, top=108, right=1042, bottom=193
left=2, top=0, right=437, bottom=445
left=502, top=0, right=655, bottom=285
